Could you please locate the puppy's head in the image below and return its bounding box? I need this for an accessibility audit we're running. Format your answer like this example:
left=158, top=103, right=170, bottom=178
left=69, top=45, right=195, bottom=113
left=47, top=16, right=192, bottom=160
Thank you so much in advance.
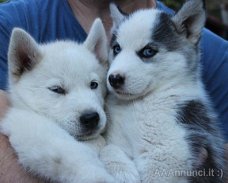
left=8, top=19, right=108, bottom=140
left=108, top=0, right=206, bottom=100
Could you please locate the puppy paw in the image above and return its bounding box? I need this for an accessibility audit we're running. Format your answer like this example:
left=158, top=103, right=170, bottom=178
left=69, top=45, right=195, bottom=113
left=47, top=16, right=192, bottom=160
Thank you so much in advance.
left=112, top=171, right=140, bottom=183
left=100, top=144, right=140, bottom=183
left=84, top=135, right=106, bottom=153
left=76, top=166, right=115, bottom=183
left=93, top=174, right=115, bottom=183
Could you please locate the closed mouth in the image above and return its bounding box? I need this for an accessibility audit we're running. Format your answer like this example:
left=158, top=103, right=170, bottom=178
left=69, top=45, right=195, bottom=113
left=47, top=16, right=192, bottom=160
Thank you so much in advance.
left=115, top=90, right=134, bottom=96
left=113, top=83, right=152, bottom=100
left=76, top=130, right=93, bottom=139
left=75, top=128, right=100, bottom=141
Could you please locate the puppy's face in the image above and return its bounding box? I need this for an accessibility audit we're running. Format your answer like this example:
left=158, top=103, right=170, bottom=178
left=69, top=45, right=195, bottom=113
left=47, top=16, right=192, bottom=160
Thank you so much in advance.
left=108, top=1, right=205, bottom=100
left=8, top=19, right=108, bottom=140
left=18, top=43, right=107, bottom=140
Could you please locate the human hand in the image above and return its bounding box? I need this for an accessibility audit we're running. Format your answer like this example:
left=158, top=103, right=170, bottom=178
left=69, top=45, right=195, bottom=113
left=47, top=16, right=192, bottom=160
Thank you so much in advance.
left=0, top=134, right=47, bottom=183
left=0, top=90, right=9, bottom=120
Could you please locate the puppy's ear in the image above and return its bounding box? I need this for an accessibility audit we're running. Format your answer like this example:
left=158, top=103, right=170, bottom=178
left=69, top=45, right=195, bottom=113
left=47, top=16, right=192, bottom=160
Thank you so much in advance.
left=8, top=28, right=42, bottom=82
left=84, top=18, right=108, bottom=66
left=172, top=0, right=206, bottom=44
left=109, top=3, right=126, bottom=32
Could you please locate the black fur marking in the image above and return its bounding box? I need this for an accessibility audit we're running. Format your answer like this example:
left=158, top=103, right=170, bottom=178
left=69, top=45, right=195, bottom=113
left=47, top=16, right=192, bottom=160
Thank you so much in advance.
left=110, top=33, right=117, bottom=47
left=152, top=13, right=181, bottom=51
left=117, top=5, right=129, bottom=16
left=136, top=43, right=158, bottom=61
left=187, top=134, right=223, bottom=183
left=110, top=34, right=123, bottom=57
left=177, top=100, right=224, bottom=183
left=153, top=12, right=200, bottom=79
left=202, top=0, right=206, bottom=10
left=178, top=100, right=214, bottom=132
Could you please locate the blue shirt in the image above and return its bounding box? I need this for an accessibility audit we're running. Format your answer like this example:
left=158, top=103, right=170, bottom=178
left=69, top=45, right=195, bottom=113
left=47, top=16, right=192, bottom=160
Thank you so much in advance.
left=0, top=0, right=228, bottom=140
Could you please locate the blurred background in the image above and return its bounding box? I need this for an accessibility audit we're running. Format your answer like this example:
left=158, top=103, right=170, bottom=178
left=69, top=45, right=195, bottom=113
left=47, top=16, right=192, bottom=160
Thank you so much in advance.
left=0, top=0, right=227, bottom=39
left=161, top=0, right=228, bottom=39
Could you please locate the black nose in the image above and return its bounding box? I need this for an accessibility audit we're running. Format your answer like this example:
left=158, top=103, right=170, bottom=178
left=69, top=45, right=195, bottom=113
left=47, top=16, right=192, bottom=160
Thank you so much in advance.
left=108, top=74, right=125, bottom=89
left=79, top=112, right=99, bottom=130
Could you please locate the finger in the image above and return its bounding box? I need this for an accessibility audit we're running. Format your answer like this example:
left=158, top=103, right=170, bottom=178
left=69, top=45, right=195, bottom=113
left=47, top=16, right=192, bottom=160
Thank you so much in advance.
left=0, top=90, right=10, bottom=120
left=147, top=0, right=156, bottom=8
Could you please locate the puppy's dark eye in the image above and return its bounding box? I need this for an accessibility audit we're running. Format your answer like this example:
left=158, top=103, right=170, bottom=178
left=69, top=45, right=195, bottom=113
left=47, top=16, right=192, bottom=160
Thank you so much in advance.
left=113, top=44, right=121, bottom=56
left=48, top=86, right=66, bottom=95
left=90, top=81, right=98, bottom=90
left=138, top=46, right=157, bottom=59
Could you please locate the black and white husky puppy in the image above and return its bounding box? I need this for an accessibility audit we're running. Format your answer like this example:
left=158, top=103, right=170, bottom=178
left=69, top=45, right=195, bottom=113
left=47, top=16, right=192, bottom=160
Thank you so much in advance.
left=101, top=0, right=225, bottom=183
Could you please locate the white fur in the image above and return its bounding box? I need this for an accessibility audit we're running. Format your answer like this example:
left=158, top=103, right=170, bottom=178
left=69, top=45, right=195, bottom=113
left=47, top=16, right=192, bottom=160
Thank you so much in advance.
left=104, top=2, right=208, bottom=183
left=106, top=87, right=197, bottom=183
left=0, top=19, right=115, bottom=183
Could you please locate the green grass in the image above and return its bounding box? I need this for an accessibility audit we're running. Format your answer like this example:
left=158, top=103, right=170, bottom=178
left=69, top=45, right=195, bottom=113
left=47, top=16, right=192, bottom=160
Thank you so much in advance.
left=0, top=0, right=7, bottom=2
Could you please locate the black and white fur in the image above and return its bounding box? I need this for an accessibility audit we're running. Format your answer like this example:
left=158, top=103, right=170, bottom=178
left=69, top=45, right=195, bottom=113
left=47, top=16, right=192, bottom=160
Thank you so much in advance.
left=102, top=1, right=225, bottom=183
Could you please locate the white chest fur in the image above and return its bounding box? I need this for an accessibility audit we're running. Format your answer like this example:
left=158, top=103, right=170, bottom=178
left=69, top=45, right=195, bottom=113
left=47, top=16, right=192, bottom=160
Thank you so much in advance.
left=106, top=92, right=193, bottom=165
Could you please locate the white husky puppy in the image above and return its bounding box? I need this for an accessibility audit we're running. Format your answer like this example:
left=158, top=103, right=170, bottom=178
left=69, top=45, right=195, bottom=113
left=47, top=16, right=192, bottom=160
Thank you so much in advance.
left=102, top=1, right=225, bottom=183
left=0, top=19, right=115, bottom=183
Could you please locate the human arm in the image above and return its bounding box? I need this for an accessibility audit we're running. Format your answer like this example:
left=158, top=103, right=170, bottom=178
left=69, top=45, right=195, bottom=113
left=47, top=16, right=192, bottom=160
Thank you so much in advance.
left=0, top=133, right=46, bottom=183
left=0, top=90, right=8, bottom=118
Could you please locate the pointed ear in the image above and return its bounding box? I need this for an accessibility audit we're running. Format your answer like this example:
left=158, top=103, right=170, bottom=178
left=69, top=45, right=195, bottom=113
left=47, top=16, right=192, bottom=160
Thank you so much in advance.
left=84, top=18, right=108, bottom=66
left=109, top=3, right=126, bottom=32
left=172, top=0, right=206, bottom=44
left=8, top=28, right=42, bottom=82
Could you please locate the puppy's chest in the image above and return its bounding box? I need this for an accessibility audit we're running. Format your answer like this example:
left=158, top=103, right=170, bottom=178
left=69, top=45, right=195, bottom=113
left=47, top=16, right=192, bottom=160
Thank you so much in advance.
left=107, top=97, right=187, bottom=157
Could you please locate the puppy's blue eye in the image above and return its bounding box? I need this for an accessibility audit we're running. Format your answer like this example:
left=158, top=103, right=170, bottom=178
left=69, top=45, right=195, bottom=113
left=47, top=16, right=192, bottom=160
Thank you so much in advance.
left=139, top=46, right=157, bottom=59
left=48, top=86, right=66, bottom=95
left=113, top=44, right=121, bottom=56
left=90, top=81, right=98, bottom=90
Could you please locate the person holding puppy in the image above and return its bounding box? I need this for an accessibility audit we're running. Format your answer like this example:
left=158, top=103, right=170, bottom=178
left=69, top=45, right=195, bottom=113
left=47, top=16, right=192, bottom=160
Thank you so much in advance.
left=0, top=0, right=227, bottom=182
